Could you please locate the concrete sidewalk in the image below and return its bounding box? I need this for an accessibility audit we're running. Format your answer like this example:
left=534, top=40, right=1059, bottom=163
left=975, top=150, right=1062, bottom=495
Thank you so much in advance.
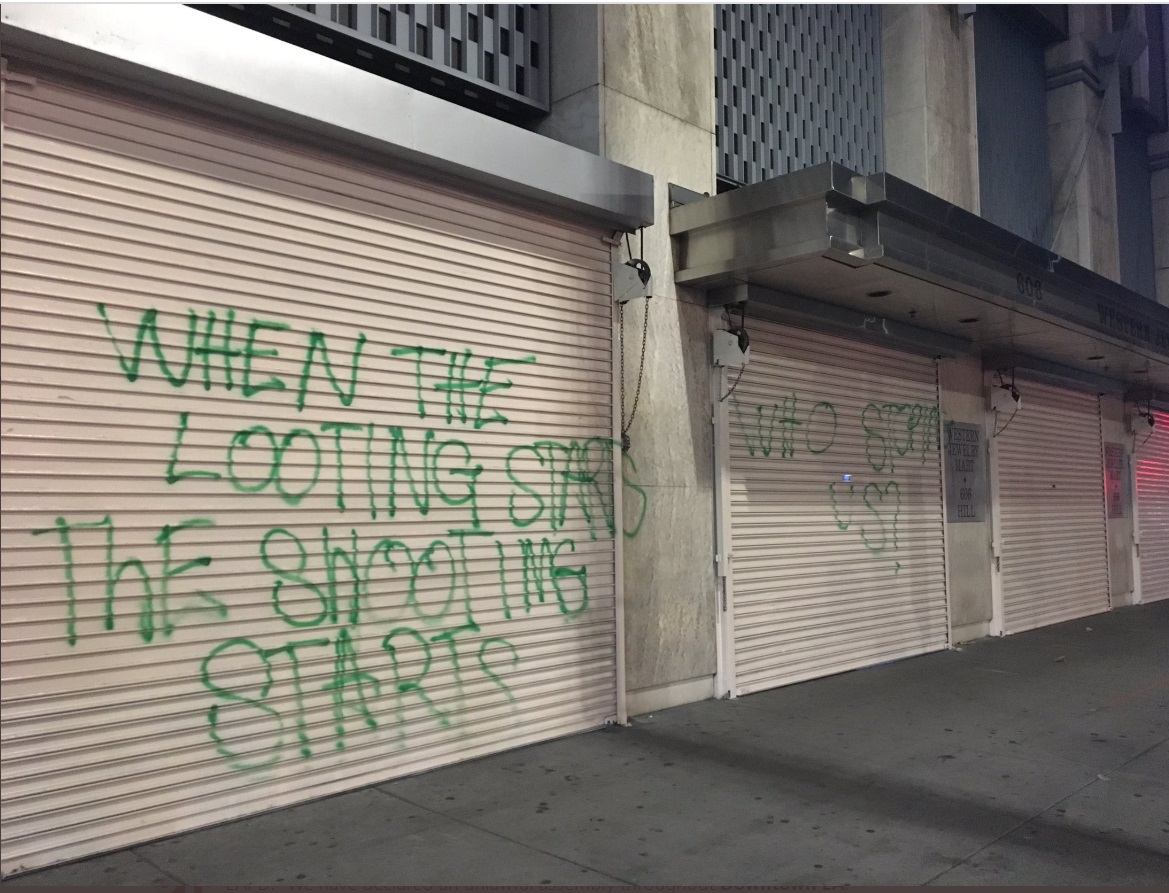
left=6, top=601, right=1168, bottom=887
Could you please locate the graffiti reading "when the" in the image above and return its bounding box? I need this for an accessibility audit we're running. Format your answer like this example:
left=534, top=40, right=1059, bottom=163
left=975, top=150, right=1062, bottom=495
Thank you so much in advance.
left=34, top=302, right=649, bottom=772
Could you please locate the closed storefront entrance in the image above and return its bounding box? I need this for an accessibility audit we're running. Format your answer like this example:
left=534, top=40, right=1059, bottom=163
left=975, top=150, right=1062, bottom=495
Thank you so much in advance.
left=994, top=380, right=1110, bottom=633
left=724, top=320, right=949, bottom=696
left=1135, top=410, right=1169, bottom=603
left=1, top=63, right=620, bottom=873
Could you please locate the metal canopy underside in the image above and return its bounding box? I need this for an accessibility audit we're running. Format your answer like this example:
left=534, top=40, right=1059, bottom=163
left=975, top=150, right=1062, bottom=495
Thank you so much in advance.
left=0, top=3, right=654, bottom=231
left=671, top=163, right=1169, bottom=400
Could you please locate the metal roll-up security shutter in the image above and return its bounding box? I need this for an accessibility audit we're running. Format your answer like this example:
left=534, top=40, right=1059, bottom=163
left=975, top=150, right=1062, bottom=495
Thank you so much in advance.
left=0, top=63, right=619, bottom=875
left=997, top=381, right=1110, bottom=633
left=1135, top=410, right=1169, bottom=603
left=728, top=320, right=949, bottom=695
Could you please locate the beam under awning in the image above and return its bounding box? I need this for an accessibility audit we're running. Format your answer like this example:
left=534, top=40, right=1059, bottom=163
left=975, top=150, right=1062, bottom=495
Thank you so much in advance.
left=671, top=162, right=1169, bottom=404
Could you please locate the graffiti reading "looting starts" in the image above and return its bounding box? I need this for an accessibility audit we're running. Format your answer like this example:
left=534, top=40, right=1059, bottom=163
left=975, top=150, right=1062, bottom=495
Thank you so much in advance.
left=34, top=303, right=648, bottom=772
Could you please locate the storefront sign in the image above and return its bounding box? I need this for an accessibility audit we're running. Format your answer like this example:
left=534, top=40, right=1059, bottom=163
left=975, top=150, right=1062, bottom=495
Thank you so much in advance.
left=945, top=422, right=986, bottom=523
left=1104, top=442, right=1126, bottom=519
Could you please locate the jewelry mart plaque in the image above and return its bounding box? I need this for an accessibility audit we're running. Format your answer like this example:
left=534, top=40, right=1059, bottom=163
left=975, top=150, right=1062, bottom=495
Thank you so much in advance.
left=945, top=422, right=986, bottom=523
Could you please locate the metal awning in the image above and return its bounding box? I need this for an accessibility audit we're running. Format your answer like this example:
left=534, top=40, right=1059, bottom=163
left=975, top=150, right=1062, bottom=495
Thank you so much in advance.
left=0, top=3, right=654, bottom=231
left=671, top=163, right=1169, bottom=403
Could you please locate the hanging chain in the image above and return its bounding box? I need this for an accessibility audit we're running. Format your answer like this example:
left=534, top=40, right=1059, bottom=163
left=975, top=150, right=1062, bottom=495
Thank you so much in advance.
left=993, top=406, right=1020, bottom=438
left=720, top=364, right=746, bottom=403
left=620, top=298, right=650, bottom=452
left=618, top=228, right=652, bottom=452
left=1136, top=426, right=1155, bottom=453
left=619, top=301, right=627, bottom=449
left=1134, top=405, right=1155, bottom=452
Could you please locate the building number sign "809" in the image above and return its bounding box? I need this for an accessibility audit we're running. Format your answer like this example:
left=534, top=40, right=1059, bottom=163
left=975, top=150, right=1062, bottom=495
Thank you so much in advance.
left=1016, top=273, right=1043, bottom=300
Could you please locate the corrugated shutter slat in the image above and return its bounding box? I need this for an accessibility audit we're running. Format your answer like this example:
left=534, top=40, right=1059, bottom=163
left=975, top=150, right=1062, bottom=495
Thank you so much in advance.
left=997, top=381, right=1110, bottom=632
left=1, top=66, right=618, bottom=875
left=728, top=321, right=949, bottom=695
left=1136, top=411, right=1169, bottom=602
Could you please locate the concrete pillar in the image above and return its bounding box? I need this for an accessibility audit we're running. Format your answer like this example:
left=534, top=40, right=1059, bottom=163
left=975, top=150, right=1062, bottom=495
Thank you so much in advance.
left=530, top=4, right=603, bottom=155
left=881, top=5, right=980, bottom=212
left=1045, top=6, right=1121, bottom=279
left=1100, top=396, right=1137, bottom=606
left=536, top=4, right=719, bottom=714
left=938, top=356, right=994, bottom=642
left=1150, top=132, right=1169, bottom=307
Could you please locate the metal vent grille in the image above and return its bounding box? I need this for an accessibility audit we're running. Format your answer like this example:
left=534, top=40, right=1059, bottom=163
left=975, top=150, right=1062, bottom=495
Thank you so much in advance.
left=200, top=5, right=548, bottom=117
left=292, top=4, right=545, bottom=106
left=715, top=4, right=884, bottom=186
